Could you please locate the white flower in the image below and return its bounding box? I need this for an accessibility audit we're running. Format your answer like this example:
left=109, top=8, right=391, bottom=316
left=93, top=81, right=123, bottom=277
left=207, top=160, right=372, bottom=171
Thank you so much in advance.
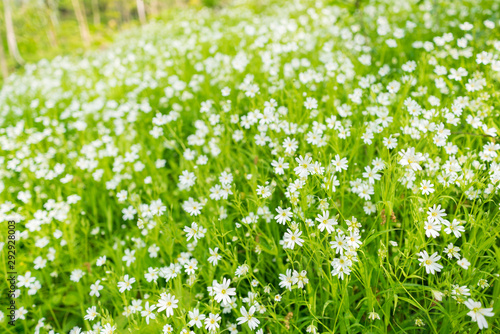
left=278, top=269, right=293, bottom=291
left=282, top=137, right=298, bottom=154
left=316, top=210, right=337, bottom=234
left=117, top=190, right=127, bottom=202
left=271, top=157, right=289, bottom=175
left=122, top=249, right=136, bottom=266
left=204, top=313, right=221, bottom=332
left=141, top=302, right=157, bottom=324
left=383, top=135, right=398, bottom=149
left=283, top=228, right=304, bottom=250
left=274, top=206, right=292, bottom=225
left=70, top=269, right=85, bottom=283
left=457, top=257, right=470, bottom=270
left=90, top=280, right=103, bottom=297
left=183, top=222, right=207, bottom=242
left=443, top=219, right=465, bottom=238
left=102, top=323, right=116, bottom=334
left=84, top=306, right=99, bottom=321
left=306, top=324, right=318, bottom=333
left=156, top=293, right=178, bottom=317
left=219, top=171, right=233, bottom=185
left=331, top=154, right=349, bottom=172
left=96, top=256, right=107, bottom=266
left=304, top=97, right=318, bottom=110
left=188, top=308, right=206, bottom=328
left=443, top=243, right=460, bottom=259
left=182, top=197, right=204, bottom=216
left=256, top=185, right=272, bottom=198
left=424, top=220, right=441, bottom=238
left=15, top=307, right=28, bottom=320
left=464, top=299, right=494, bottom=329
left=208, top=247, right=221, bottom=266
left=294, top=155, right=314, bottom=178
left=179, top=170, right=197, bottom=190
left=432, top=290, right=444, bottom=302
left=426, top=204, right=446, bottom=223
left=162, top=324, right=174, bottom=333
left=236, top=306, right=260, bottom=330
left=117, top=275, right=135, bottom=293
left=362, top=166, right=381, bottom=184
left=122, top=206, right=137, bottom=221
left=292, top=270, right=309, bottom=288
left=17, top=271, right=36, bottom=288
left=420, top=180, right=435, bottom=195
left=398, top=147, right=424, bottom=171
left=417, top=251, right=443, bottom=275
left=330, top=234, right=347, bottom=255
left=212, top=278, right=236, bottom=304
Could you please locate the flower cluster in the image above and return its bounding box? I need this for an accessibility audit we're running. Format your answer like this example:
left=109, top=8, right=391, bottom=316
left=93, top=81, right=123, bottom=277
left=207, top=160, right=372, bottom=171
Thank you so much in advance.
left=0, top=0, right=498, bottom=332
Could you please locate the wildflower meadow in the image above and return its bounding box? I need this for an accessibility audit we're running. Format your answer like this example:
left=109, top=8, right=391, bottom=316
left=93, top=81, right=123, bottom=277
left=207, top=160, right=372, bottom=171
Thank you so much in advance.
left=0, top=0, right=499, bottom=333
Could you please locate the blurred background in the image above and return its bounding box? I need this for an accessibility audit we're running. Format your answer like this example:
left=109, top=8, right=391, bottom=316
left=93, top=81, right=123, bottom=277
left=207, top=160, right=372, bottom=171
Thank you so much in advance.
left=0, top=0, right=230, bottom=81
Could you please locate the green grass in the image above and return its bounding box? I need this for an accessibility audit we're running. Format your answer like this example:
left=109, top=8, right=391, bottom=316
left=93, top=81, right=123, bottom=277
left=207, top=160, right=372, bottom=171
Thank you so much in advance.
left=0, top=0, right=499, bottom=333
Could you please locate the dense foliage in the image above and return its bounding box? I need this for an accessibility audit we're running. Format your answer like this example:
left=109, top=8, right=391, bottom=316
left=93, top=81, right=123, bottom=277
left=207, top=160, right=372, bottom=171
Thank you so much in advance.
left=1, top=0, right=499, bottom=333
